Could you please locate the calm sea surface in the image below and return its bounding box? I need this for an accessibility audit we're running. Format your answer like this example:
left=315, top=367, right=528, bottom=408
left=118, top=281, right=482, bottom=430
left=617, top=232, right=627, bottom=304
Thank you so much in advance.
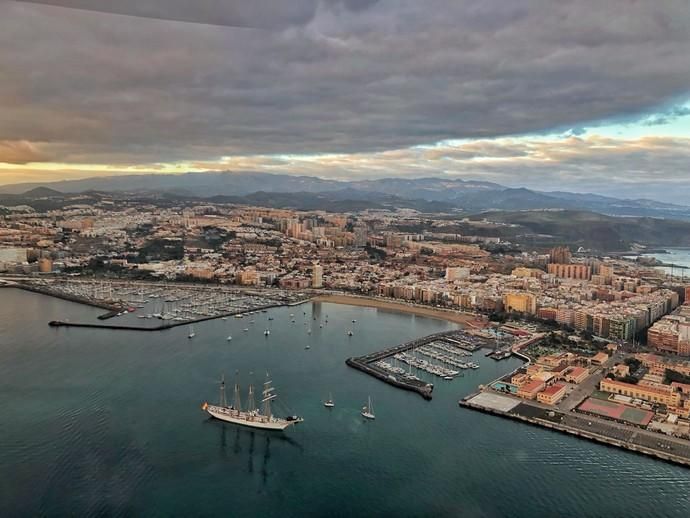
left=642, top=248, right=690, bottom=277
left=1, top=288, right=689, bottom=517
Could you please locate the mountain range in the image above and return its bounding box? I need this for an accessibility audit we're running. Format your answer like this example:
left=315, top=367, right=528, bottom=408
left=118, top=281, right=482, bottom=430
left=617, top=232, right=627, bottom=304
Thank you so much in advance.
left=1, top=172, right=689, bottom=220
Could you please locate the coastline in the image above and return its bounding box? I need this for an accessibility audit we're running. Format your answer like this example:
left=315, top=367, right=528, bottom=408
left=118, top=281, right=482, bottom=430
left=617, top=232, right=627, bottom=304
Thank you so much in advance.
left=460, top=396, right=690, bottom=469
left=311, top=293, right=480, bottom=326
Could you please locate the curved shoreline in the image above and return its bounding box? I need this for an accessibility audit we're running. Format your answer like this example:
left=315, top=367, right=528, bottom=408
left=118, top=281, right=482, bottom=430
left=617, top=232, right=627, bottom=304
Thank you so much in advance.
left=311, top=294, right=481, bottom=327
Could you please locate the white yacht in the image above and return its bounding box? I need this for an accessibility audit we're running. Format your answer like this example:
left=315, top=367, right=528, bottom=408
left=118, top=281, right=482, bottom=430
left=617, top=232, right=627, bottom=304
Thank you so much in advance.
left=324, top=393, right=335, bottom=408
left=361, top=396, right=375, bottom=419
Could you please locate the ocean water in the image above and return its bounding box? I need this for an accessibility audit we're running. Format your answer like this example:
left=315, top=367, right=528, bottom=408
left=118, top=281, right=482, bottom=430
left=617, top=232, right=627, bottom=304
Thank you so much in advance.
left=1, top=288, right=689, bottom=517
left=642, top=248, right=690, bottom=278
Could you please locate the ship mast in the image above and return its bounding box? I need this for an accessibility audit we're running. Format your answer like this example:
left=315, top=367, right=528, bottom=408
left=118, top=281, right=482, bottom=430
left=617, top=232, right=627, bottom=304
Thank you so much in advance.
left=247, top=384, right=255, bottom=413
left=233, top=373, right=242, bottom=411
left=261, top=374, right=277, bottom=418
left=219, top=373, right=227, bottom=408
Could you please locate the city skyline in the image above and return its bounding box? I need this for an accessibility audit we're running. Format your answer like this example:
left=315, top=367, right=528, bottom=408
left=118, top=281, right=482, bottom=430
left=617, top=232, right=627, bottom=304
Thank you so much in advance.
left=0, top=1, right=689, bottom=202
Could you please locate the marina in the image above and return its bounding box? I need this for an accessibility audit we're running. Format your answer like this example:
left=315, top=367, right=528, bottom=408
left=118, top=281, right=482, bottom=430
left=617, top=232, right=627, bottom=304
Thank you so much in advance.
left=346, top=329, right=494, bottom=399
left=16, top=278, right=308, bottom=316
left=24, top=279, right=310, bottom=331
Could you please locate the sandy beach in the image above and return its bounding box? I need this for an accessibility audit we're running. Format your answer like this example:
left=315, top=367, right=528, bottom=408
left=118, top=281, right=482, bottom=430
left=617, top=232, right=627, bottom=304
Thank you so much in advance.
left=311, top=294, right=482, bottom=327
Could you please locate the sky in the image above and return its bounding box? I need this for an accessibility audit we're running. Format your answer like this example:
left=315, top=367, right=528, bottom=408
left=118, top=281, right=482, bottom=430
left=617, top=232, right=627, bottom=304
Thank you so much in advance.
left=0, top=0, right=689, bottom=202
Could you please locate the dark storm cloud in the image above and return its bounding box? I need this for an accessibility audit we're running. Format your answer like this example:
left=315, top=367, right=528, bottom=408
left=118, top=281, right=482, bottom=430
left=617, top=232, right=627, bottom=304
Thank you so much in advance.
left=0, top=0, right=689, bottom=164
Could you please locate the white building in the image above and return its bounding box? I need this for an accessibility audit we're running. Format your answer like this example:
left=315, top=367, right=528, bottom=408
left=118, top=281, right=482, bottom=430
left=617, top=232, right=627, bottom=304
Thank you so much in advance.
left=446, top=266, right=470, bottom=281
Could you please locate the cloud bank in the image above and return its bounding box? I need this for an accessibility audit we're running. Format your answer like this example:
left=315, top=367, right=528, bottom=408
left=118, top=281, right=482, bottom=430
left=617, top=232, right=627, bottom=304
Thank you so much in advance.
left=0, top=0, right=689, bottom=201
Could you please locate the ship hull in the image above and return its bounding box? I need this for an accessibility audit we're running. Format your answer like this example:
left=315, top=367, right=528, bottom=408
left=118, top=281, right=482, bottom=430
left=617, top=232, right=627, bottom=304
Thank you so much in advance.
left=206, top=405, right=293, bottom=431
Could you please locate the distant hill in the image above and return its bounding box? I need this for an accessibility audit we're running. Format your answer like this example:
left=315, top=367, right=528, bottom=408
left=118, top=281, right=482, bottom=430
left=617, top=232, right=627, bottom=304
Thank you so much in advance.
left=0, top=172, right=342, bottom=197
left=22, top=186, right=63, bottom=197
left=190, top=189, right=457, bottom=213
left=471, top=210, right=690, bottom=251
left=1, top=171, right=689, bottom=220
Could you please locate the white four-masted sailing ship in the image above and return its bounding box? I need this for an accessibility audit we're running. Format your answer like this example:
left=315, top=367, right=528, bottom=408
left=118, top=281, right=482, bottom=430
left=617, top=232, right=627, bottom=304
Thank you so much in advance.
left=202, top=374, right=303, bottom=431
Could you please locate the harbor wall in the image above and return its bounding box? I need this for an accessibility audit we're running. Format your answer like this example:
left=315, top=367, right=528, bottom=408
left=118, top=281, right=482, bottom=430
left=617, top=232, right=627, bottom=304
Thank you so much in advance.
left=48, top=302, right=290, bottom=332
left=460, top=399, right=690, bottom=469
left=346, top=357, right=433, bottom=400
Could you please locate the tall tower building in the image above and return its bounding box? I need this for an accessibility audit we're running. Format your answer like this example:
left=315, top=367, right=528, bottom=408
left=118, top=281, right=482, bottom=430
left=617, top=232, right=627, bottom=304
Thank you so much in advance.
left=312, top=264, right=324, bottom=288
left=549, top=246, right=572, bottom=264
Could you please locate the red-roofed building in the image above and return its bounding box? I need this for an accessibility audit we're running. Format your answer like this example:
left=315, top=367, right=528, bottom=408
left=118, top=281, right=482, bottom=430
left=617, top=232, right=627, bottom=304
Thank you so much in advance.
left=537, top=383, right=567, bottom=405
left=517, top=379, right=545, bottom=400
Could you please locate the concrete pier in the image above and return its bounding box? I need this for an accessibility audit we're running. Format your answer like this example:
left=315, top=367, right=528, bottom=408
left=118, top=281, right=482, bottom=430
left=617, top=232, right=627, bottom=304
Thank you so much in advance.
left=460, top=392, right=690, bottom=469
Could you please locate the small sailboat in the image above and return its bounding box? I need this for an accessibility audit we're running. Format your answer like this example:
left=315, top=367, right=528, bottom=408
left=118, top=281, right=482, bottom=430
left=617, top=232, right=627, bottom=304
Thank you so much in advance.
left=324, top=393, right=334, bottom=408
left=361, top=396, right=375, bottom=419
left=188, top=325, right=196, bottom=339
left=347, top=330, right=353, bottom=337
left=264, top=329, right=270, bottom=336
left=226, top=335, right=232, bottom=341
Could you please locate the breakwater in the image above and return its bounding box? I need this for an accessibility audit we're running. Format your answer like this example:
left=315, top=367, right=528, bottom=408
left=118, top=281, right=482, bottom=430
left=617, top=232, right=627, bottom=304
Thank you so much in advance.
left=346, top=357, right=434, bottom=399
left=49, top=302, right=288, bottom=332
